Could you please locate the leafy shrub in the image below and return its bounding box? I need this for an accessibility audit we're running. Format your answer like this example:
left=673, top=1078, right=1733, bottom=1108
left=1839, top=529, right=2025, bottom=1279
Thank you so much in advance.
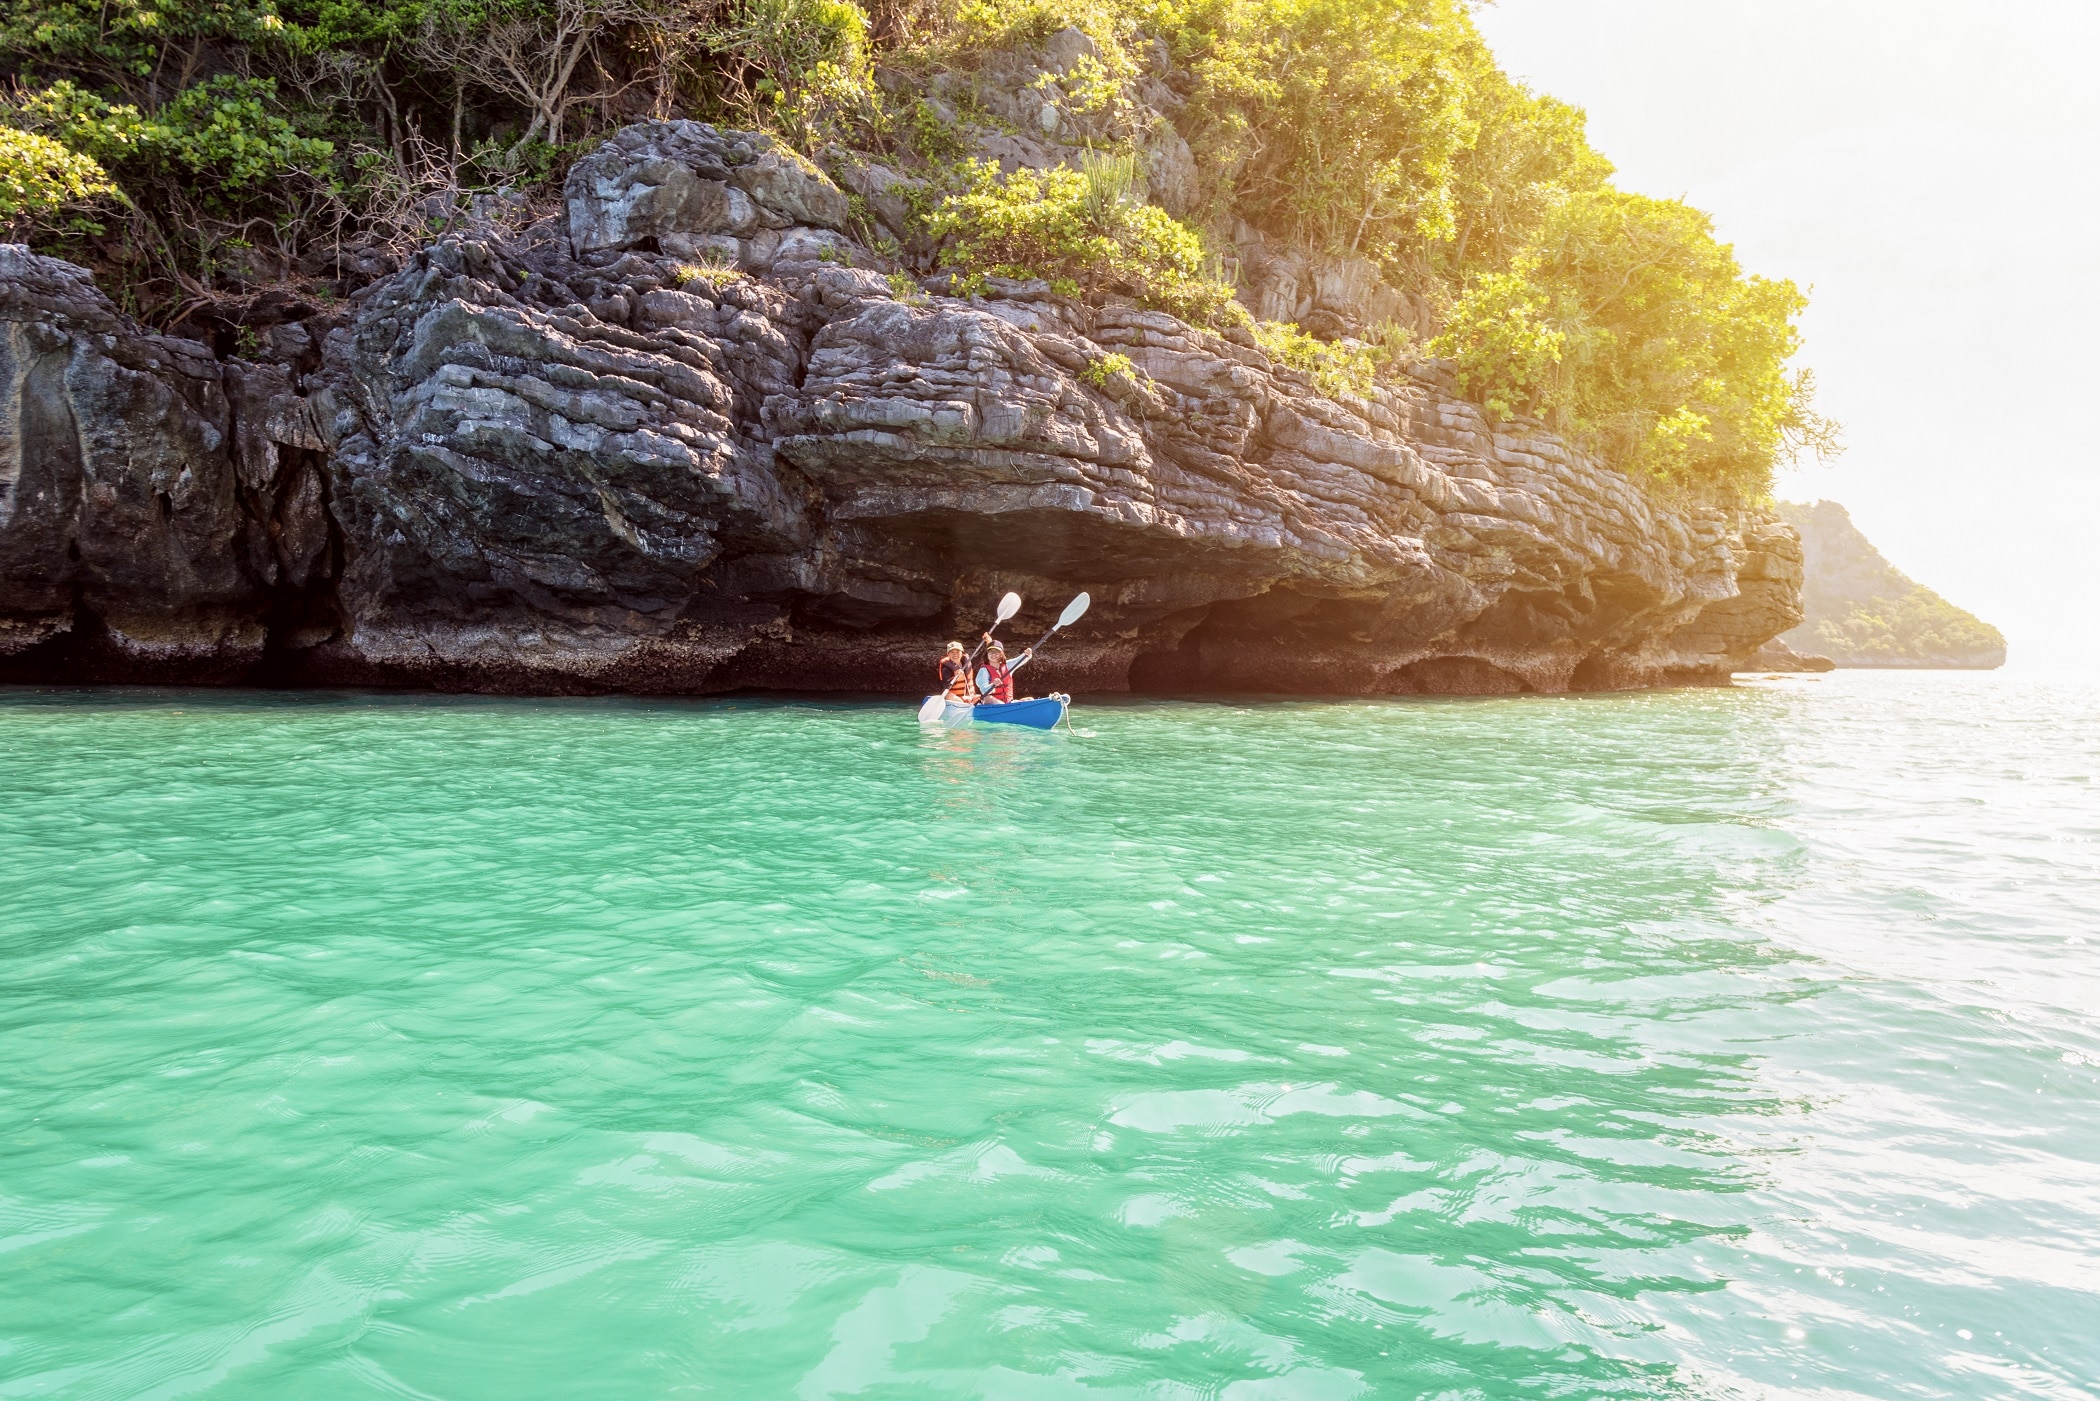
left=701, top=0, right=880, bottom=147
left=906, top=97, right=968, bottom=162
left=9, top=77, right=333, bottom=191
left=1077, top=349, right=1133, bottom=389
left=154, top=76, right=337, bottom=187
left=1168, top=0, right=1477, bottom=250
left=941, top=0, right=1133, bottom=53
left=1429, top=271, right=1561, bottom=420
left=1040, top=49, right=1119, bottom=115
left=926, top=157, right=1234, bottom=323
left=723, top=0, right=872, bottom=80
left=0, top=0, right=311, bottom=82
left=0, top=123, right=114, bottom=219
left=1251, top=319, right=1385, bottom=399
left=674, top=259, right=743, bottom=288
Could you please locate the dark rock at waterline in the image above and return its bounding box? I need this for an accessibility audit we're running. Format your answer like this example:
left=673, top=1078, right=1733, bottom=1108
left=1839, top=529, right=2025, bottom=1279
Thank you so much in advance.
left=1744, top=638, right=1838, bottom=673
left=0, top=123, right=1806, bottom=697
left=0, top=248, right=311, bottom=679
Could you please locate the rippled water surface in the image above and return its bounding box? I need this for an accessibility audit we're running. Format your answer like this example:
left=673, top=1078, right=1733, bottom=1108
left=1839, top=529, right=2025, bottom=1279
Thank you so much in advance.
left=3, top=673, right=2097, bottom=1399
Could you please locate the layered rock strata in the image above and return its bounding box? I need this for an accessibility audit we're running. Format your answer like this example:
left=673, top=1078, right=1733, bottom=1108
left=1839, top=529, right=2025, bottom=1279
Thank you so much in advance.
left=0, top=122, right=1804, bottom=696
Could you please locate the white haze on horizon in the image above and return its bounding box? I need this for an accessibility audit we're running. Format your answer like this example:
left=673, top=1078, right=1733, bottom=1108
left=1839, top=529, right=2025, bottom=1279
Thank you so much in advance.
left=1471, top=0, right=2100, bottom=667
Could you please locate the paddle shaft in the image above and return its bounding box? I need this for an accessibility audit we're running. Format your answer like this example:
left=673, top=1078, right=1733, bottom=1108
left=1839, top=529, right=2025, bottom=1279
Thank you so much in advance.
left=1003, top=594, right=1091, bottom=684
left=965, top=600, right=1019, bottom=669
left=1015, top=618, right=1070, bottom=662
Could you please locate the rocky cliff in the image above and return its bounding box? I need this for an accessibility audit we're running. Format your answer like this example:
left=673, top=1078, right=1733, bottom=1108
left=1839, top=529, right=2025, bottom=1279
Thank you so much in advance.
left=1778, top=500, right=2004, bottom=669
left=0, top=122, right=1805, bottom=697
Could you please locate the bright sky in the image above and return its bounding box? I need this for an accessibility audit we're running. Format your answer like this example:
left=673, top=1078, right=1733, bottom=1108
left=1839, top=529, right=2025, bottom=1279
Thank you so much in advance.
left=1472, top=0, right=2100, bottom=667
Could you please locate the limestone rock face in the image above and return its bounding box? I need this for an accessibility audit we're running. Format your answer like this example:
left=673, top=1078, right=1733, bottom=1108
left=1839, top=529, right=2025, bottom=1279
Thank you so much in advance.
left=303, top=224, right=824, bottom=688
left=1140, top=119, right=1199, bottom=219
left=0, top=246, right=284, bottom=675
left=0, top=125, right=1808, bottom=696
left=565, top=122, right=851, bottom=259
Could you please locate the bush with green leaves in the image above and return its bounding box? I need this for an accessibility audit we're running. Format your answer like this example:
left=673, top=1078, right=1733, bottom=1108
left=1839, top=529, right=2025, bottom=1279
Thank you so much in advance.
left=0, top=122, right=114, bottom=219
left=1077, top=349, right=1132, bottom=388
left=938, top=0, right=1130, bottom=55
left=926, top=155, right=1233, bottom=323
left=11, top=78, right=334, bottom=190
left=1, top=0, right=305, bottom=86
left=698, top=0, right=909, bottom=154
left=1250, top=320, right=1385, bottom=400
left=1170, top=0, right=1477, bottom=253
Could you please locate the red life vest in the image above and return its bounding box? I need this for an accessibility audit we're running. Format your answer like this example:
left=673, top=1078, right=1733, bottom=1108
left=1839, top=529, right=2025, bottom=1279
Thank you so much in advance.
left=981, top=660, right=1016, bottom=703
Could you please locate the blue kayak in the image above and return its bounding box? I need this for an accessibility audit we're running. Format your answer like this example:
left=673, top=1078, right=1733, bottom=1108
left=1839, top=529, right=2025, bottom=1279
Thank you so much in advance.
left=976, top=695, right=1068, bottom=729
left=921, top=694, right=1070, bottom=730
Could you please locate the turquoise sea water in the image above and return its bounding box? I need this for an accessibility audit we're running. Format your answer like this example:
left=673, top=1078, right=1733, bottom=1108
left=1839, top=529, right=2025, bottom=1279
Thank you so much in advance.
left=2, top=673, right=2097, bottom=1399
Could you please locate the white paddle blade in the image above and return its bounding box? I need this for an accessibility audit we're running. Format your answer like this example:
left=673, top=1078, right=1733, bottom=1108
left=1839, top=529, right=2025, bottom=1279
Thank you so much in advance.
left=917, top=694, right=947, bottom=724
left=1058, top=591, right=1092, bottom=628
left=996, top=591, right=1023, bottom=623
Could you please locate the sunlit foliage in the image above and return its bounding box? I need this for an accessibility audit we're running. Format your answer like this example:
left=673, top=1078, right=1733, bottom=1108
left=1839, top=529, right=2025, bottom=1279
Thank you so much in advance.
left=0, top=121, right=112, bottom=217
left=1434, top=191, right=1838, bottom=497
left=928, top=155, right=1234, bottom=322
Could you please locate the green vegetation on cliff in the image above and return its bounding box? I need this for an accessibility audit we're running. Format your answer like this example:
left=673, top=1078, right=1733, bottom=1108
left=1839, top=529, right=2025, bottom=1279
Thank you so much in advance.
left=1433, top=190, right=1833, bottom=498
left=924, top=152, right=1237, bottom=321
left=0, top=0, right=1832, bottom=500
left=1780, top=501, right=2005, bottom=669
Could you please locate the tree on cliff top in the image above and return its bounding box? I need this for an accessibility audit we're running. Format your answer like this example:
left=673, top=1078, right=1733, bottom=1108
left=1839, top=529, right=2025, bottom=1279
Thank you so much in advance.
left=1432, top=190, right=1839, bottom=498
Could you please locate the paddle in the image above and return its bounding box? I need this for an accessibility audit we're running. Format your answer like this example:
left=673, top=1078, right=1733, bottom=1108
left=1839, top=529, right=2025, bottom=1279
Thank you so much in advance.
left=966, top=591, right=1022, bottom=669
left=976, top=592, right=1091, bottom=703
left=918, top=592, right=1022, bottom=722
left=1018, top=592, right=1091, bottom=666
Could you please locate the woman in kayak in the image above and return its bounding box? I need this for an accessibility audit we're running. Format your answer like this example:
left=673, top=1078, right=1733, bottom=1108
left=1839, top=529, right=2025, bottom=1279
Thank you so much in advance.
left=938, top=641, right=976, bottom=701
left=978, top=640, right=1034, bottom=704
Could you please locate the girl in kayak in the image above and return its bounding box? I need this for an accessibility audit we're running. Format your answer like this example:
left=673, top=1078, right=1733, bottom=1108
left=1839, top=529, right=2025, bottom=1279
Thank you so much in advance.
left=938, top=642, right=976, bottom=701
left=978, top=640, right=1033, bottom=704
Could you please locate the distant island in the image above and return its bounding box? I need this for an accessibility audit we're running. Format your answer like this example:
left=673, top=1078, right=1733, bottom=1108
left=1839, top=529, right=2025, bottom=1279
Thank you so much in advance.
left=1777, top=501, right=2005, bottom=669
